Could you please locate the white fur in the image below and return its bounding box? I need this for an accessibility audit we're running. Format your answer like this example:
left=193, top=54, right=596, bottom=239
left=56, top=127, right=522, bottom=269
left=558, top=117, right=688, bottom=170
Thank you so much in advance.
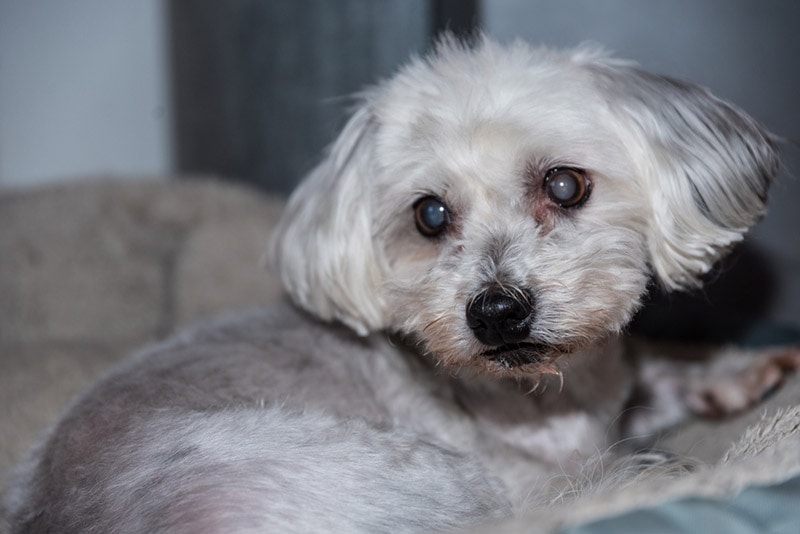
left=271, top=36, right=775, bottom=364
left=5, top=36, right=779, bottom=533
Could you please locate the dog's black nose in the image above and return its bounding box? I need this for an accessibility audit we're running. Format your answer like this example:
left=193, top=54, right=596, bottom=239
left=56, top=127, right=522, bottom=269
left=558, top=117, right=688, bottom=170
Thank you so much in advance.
left=466, top=288, right=534, bottom=346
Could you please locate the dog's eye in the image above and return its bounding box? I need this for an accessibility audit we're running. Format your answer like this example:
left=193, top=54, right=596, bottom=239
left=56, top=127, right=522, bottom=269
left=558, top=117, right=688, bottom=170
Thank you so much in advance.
left=413, top=196, right=451, bottom=237
left=544, top=168, right=591, bottom=208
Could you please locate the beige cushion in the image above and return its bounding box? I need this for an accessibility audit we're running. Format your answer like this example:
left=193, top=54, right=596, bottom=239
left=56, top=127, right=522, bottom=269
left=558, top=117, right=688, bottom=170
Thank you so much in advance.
left=0, top=177, right=285, bottom=476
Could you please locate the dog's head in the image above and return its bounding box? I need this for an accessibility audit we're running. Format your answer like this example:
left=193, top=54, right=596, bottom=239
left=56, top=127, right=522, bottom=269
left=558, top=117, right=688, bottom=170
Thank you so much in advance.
left=270, top=37, right=778, bottom=377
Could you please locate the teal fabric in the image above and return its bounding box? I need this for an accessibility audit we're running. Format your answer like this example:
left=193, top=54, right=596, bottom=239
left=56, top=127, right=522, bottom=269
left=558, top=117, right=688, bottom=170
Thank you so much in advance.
left=741, top=323, right=800, bottom=348
left=559, top=475, right=800, bottom=534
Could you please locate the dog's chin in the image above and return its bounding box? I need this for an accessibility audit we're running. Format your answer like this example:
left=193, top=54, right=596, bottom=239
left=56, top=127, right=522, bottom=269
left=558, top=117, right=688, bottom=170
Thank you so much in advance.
left=476, top=342, right=565, bottom=379
left=402, top=331, right=574, bottom=380
left=423, top=339, right=570, bottom=380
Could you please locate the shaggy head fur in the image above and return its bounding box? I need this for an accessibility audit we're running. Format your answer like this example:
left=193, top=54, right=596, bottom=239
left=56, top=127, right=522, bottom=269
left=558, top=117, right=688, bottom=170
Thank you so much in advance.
left=271, top=36, right=777, bottom=378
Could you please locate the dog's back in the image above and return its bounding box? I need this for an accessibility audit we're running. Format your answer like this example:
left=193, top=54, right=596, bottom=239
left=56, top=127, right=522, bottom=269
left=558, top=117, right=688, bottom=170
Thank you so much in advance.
left=5, top=304, right=518, bottom=532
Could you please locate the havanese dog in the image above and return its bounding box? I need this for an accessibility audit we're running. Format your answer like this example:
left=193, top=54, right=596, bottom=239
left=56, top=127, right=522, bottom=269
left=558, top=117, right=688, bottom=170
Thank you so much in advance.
left=5, top=36, right=799, bottom=533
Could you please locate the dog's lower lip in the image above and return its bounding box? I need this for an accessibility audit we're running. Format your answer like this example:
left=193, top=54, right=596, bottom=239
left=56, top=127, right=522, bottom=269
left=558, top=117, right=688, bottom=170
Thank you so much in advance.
left=481, top=342, right=547, bottom=367
left=482, top=342, right=543, bottom=356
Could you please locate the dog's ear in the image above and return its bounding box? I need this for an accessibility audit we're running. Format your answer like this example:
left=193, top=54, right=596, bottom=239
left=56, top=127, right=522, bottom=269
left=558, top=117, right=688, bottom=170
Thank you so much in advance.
left=588, top=58, right=779, bottom=290
left=268, top=105, right=386, bottom=335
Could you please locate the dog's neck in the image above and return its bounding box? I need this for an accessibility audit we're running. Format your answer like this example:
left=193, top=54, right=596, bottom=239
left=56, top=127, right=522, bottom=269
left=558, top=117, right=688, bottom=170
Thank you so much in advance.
left=380, top=334, right=636, bottom=497
left=384, top=332, right=633, bottom=436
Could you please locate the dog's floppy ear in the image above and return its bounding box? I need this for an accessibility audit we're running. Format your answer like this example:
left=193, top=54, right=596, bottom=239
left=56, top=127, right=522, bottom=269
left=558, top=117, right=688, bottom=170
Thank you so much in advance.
left=589, top=59, right=779, bottom=290
left=268, top=105, right=386, bottom=335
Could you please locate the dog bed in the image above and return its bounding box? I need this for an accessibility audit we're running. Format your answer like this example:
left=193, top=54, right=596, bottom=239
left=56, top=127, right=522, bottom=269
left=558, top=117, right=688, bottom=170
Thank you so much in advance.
left=1, top=178, right=798, bottom=532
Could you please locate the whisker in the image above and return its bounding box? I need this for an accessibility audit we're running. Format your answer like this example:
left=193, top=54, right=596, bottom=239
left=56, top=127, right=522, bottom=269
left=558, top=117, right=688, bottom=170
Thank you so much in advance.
left=422, top=314, right=448, bottom=334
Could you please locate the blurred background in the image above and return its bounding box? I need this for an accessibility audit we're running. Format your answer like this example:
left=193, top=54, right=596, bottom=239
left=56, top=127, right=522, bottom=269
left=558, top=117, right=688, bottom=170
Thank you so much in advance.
left=1, top=0, right=798, bottom=341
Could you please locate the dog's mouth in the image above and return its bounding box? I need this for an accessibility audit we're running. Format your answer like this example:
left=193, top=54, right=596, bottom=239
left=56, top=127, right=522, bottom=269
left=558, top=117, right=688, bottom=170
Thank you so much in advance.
left=481, top=342, right=550, bottom=369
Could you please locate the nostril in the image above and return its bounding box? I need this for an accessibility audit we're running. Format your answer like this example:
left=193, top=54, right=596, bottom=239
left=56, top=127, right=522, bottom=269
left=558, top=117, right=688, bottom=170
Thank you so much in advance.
left=466, top=288, right=534, bottom=346
left=466, top=315, right=488, bottom=331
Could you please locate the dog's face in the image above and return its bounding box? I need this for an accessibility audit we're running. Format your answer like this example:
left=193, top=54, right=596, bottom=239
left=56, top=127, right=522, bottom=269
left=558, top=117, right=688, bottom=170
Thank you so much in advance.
left=271, top=37, right=777, bottom=378
left=370, top=70, right=651, bottom=376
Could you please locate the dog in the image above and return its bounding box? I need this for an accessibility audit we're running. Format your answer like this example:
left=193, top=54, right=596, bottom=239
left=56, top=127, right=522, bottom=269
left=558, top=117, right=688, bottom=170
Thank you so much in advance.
left=4, top=36, right=799, bottom=533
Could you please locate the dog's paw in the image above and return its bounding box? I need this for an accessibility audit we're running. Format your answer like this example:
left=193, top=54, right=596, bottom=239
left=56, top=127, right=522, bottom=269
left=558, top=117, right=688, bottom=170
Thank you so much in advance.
left=688, top=347, right=800, bottom=418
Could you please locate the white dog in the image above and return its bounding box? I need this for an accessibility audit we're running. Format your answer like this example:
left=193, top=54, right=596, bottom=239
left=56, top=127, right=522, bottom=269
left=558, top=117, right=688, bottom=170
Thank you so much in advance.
left=5, top=36, right=799, bottom=533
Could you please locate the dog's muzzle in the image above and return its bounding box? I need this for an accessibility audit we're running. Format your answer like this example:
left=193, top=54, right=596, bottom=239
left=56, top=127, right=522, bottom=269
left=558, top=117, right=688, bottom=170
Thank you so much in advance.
left=466, top=287, right=534, bottom=347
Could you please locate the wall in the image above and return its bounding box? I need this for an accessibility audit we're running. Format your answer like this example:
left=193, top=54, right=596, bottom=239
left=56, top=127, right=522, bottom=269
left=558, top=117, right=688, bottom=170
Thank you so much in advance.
left=169, top=0, right=429, bottom=194
left=0, top=0, right=172, bottom=188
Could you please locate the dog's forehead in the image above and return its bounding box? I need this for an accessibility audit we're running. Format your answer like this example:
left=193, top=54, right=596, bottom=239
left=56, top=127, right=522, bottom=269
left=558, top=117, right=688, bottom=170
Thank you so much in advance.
left=416, top=118, right=526, bottom=178
left=371, top=60, right=623, bottom=181
left=374, top=47, right=610, bottom=134
left=373, top=100, right=625, bottom=206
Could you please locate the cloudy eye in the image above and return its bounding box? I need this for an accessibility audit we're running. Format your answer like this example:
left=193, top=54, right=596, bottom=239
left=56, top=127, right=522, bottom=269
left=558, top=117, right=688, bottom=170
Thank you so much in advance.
left=544, top=168, right=591, bottom=208
left=413, top=196, right=451, bottom=237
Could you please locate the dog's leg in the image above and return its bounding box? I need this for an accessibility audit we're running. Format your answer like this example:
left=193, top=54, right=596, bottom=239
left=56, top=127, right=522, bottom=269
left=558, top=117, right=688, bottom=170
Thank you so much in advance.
left=686, top=346, right=800, bottom=418
left=621, top=341, right=800, bottom=441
